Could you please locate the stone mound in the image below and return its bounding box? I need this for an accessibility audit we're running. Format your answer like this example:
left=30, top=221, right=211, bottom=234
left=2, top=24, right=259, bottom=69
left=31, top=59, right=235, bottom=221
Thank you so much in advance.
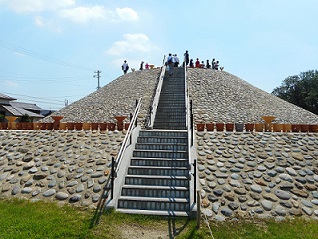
left=46, top=68, right=318, bottom=125
left=188, top=69, right=318, bottom=124
left=44, top=68, right=161, bottom=123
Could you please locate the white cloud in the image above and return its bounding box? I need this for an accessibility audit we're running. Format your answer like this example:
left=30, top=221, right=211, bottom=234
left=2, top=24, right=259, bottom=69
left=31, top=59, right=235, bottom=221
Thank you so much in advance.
left=35, top=16, right=45, bottom=26
left=115, top=8, right=139, bottom=22
left=33, top=16, right=63, bottom=32
left=3, top=80, right=18, bottom=87
left=59, top=6, right=139, bottom=24
left=59, top=6, right=108, bottom=24
left=107, top=33, right=152, bottom=56
left=0, top=0, right=75, bottom=13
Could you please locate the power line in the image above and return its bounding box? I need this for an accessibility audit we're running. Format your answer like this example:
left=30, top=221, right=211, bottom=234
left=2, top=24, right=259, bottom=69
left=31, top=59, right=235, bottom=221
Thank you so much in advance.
left=0, top=39, right=95, bottom=72
left=0, top=74, right=89, bottom=80
left=2, top=92, right=65, bottom=103
left=0, top=76, right=89, bottom=83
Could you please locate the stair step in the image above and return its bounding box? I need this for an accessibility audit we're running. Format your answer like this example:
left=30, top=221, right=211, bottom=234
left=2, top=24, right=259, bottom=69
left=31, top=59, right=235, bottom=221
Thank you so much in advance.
left=118, top=196, right=190, bottom=211
left=116, top=209, right=189, bottom=217
left=157, top=110, right=185, bottom=114
left=137, top=137, right=187, bottom=144
left=124, top=175, right=189, bottom=187
left=133, top=150, right=188, bottom=158
left=135, top=143, right=187, bottom=151
left=157, top=102, right=185, bottom=105
left=139, top=130, right=187, bottom=137
left=159, top=91, right=185, bottom=94
left=153, top=126, right=187, bottom=130
left=158, top=99, right=185, bottom=102
left=128, top=166, right=189, bottom=176
left=155, top=114, right=186, bottom=118
left=130, top=157, right=189, bottom=167
left=154, top=119, right=186, bottom=124
left=157, top=104, right=185, bottom=108
left=153, top=121, right=186, bottom=126
left=158, top=98, right=185, bottom=101
left=161, top=88, right=185, bottom=91
left=121, top=185, right=189, bottom=198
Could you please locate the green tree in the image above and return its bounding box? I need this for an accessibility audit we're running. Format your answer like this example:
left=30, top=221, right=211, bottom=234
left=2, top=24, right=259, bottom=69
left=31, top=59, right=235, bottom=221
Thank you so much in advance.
left=272, top=70, right=318, bottom=115
left=19, top=114, right=32, bottom=122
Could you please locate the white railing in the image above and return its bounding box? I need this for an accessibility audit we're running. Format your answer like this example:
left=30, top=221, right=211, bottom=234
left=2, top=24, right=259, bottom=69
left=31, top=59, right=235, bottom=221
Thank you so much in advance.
left=185, top=64, right=198, bottom=210
left=114, top=97, right=142, bottom=174
left=147, top=55, right=167, bottom=129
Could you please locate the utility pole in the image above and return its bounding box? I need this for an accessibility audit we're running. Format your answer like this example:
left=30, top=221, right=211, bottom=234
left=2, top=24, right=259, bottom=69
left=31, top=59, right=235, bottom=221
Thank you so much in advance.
left=94, top=70, right=102, bottom=90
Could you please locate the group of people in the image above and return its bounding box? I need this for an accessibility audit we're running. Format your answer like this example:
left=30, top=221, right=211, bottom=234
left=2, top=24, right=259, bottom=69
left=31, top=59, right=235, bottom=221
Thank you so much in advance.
left=121, top=60, right=151, bottom=74
left=166, top=50, right=223, bottom=76
left=122, top=50, right=223, bottom=75
left=184, top=50, right=222, bottom=70
left=191, top=58, right=220, bottom=70
left=139, top=61, right=150, bottom=71
left=165, top=53, right=181, bottom=75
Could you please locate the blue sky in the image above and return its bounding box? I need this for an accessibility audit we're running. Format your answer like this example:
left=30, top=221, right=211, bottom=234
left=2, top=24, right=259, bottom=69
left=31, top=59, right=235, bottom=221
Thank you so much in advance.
left=0, top=0, right=317, bottom=110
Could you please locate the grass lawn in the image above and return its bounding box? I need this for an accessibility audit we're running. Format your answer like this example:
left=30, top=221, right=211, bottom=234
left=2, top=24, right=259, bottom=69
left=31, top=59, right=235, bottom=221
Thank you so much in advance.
left=0, top=198, right=318, bottom=239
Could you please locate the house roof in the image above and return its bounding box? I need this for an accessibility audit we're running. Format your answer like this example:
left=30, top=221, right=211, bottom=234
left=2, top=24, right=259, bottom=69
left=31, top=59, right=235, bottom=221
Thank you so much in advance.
left=0, top=93, right=16, bottom=101
left=10, top=101, right=42, bottom=111
left=2, top=105, right=44, bottom=118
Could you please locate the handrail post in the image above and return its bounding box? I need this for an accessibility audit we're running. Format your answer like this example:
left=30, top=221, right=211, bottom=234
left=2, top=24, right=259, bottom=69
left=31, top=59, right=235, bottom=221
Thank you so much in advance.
left=196, top=190, right=200, bottom=229
left=191, top=113, right=194, bottom=146
left=194, top=161, right=196, bottom=204
left=111, top=156, right=115, bottom=200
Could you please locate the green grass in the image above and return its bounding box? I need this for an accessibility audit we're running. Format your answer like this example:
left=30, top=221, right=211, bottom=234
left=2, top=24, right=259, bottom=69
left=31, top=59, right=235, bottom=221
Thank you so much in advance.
left=0, top=198, right=318, bottom=239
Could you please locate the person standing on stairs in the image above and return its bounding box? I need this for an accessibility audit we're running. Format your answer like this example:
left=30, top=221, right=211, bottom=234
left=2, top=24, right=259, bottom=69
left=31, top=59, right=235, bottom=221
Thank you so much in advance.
left=173, top=54, right=179, bottom=67
left=166, top=53, right=173, bottom=76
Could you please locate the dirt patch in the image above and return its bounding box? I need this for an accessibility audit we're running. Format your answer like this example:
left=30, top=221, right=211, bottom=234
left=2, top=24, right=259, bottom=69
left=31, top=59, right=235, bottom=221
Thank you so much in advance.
left=117, top=224, right=171, bottom=239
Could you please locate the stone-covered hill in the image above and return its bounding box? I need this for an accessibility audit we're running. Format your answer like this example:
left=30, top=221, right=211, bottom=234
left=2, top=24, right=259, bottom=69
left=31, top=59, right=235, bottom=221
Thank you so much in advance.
left=45, top=68, right=318, bottom=125
left=188, top=69, right=318, bottom=124
left=44, top=68, right=161, bottom=123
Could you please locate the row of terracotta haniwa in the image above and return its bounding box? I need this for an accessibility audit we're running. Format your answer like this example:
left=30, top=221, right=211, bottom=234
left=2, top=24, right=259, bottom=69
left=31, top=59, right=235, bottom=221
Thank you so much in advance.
left=196, top=122, right=318, bottom=133
left=0, top=122, right=131, bottom=131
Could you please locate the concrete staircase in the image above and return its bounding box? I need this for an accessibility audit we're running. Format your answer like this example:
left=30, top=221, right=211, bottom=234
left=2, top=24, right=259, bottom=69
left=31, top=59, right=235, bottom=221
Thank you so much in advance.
left=153, top=67, right=186, bottom=130
left=117, top=67, right=191, bottom=216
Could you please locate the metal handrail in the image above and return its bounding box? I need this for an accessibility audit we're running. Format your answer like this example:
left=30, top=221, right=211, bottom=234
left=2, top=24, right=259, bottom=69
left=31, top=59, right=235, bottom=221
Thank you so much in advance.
left=147, top=55, right=167, bottom=129
left=185, top=61, right=197, bottom=206
left=114, top=97, right=142, bottom=174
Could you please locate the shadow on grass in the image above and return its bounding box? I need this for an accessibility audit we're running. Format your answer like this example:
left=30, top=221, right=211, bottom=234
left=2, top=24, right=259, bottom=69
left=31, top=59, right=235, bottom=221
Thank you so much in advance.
left=89, top=176, right=112, bottom=228
left=167, top=217, right=198, bottom=239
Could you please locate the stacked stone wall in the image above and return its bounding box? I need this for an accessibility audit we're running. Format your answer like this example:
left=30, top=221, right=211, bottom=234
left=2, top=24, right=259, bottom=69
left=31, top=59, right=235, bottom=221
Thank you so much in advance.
left=196, top=131, right=318, bottom=221
left=0, top=130, right=124, bottom=208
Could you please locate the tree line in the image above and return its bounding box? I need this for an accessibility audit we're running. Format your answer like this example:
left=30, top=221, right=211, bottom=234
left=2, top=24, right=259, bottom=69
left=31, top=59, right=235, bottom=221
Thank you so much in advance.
left=272, top=70, right=318, bottom=115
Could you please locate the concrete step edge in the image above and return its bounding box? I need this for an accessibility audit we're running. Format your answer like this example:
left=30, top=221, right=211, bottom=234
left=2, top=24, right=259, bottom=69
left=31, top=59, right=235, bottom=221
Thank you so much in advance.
left=131, top=157, right=189, bottom=161
left=116, top=209, right=190, bottom=216
left=118, top=196, right=189, bottom=203
left=125, top=175, right=189, bottom=180
left=122, top=185, right=189, bottom=190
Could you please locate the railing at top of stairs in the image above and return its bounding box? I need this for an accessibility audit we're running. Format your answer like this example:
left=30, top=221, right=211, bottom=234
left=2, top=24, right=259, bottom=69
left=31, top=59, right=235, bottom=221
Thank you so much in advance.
left=147, top=55, right=167, bottom=129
